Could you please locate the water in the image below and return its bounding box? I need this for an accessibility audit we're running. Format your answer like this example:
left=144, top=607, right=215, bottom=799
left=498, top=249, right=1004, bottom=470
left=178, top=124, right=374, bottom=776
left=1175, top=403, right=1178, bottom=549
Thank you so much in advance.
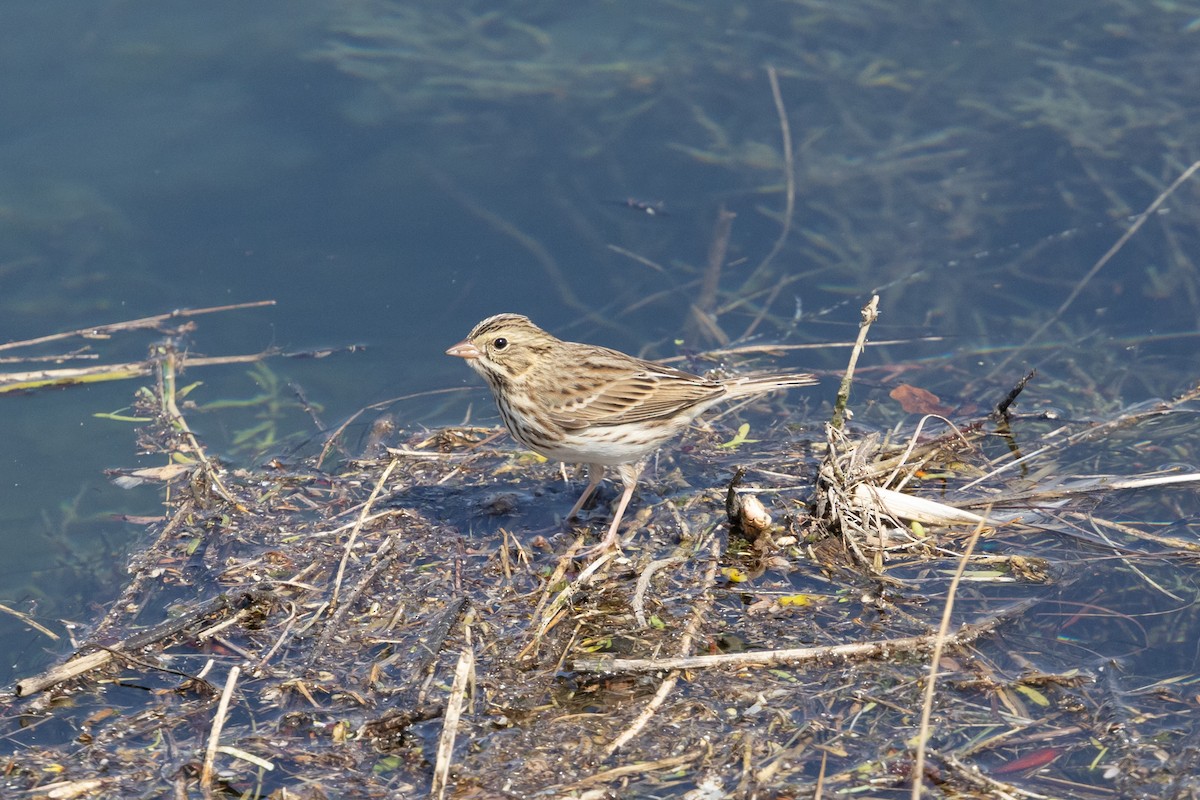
left=1, top=1, right=1199, bottom=793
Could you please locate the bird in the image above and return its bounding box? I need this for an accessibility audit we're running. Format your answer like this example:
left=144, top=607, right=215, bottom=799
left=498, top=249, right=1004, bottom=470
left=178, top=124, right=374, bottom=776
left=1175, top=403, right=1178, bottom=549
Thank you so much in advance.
left=446, top=313, right=817, bottom=553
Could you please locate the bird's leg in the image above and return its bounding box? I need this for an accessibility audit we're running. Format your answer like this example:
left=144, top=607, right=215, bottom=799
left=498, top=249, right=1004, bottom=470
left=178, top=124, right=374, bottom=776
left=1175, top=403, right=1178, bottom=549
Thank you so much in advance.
left=589, top=460, right=644, bottom=554
left=566, top=464, right=605, bottom=520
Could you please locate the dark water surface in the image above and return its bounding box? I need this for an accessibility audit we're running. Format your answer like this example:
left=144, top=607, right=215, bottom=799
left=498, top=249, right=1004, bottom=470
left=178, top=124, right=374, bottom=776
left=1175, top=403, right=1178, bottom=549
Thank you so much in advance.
left=2, top=1, right=1199, bottom=788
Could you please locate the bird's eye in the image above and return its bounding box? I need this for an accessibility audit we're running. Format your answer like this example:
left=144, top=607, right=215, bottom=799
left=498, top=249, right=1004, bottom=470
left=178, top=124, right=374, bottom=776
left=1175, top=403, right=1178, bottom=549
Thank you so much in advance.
left=493, top=337, right=508, bottom=350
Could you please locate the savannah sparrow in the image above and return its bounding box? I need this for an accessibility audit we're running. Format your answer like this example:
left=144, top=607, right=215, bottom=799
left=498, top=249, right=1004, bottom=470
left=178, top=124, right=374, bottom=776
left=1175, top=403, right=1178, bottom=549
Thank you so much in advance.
left=447, top=313, right=817, bottom=552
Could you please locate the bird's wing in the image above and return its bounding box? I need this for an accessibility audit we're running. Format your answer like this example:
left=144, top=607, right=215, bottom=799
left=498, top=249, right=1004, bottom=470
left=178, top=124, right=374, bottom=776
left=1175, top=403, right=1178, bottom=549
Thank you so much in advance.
left=542, top=352, right=724, bottom=429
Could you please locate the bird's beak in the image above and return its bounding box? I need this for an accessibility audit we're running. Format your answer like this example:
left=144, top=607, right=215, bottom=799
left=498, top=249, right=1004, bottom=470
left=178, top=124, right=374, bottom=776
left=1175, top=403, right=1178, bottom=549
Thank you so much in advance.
left=446, top=340, right=481, bottom=359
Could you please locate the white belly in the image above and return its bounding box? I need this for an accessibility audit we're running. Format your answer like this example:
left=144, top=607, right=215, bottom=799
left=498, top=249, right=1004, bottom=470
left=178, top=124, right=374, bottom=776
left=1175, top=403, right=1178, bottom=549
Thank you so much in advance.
left=534, top=420, right=686, bottom=466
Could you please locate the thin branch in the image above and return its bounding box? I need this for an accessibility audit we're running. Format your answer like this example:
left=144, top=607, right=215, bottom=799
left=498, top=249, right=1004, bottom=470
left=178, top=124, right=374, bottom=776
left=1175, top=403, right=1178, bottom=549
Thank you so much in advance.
left=332, top=458, right=400, bottom=607
left=200, top=665, right=242, bottom=798
left=994, top=159, right=1200, bottom=375
left=431, top=647, right=475, bottom=800
left=0, top=300, right=275, bottom=354
left=831, top=294, right=879, bottom=430
left=686, top=206, right=737, bottom=345
left=741, top=65, right=797, bottom=292
left=912, top=514, right=987, bottom=800
left=161, top=349, right=245, bottom=512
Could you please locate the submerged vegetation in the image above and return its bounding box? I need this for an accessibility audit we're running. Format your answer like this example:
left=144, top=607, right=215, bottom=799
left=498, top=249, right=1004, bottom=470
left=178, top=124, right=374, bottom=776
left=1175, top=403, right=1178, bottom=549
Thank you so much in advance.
left=314, top=1, right=1200, bottom=359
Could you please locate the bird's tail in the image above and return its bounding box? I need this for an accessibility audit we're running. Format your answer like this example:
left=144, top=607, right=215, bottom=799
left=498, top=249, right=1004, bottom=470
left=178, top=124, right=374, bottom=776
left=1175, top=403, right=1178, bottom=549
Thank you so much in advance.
left=723, top=373, right=818, bottom=399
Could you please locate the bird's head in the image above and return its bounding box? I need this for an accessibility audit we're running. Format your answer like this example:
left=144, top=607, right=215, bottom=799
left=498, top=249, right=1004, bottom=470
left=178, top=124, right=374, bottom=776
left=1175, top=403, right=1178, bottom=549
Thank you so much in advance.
left=446, top=313, right=557, bottom=386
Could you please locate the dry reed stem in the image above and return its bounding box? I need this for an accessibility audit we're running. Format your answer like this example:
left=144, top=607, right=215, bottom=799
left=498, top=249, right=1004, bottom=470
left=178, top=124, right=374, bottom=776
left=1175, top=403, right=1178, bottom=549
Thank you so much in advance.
left=960, top=378, right=1200, bottom=491
left=431, top=647, right=475, bottom=800
left=0, top=603, right=60, bottom=641
left=518, top=536, right=602, bottom=661
left=0, top=351, right=273, bottom=394
left=686, top=205, right=737, bottom=345
left=161, top=349, right=246, bottom=512
left=572, top=629, right=982, bottom=674
left=911, top=514, right=987, bottom=800
left=36, top=778, right=110, bottom=799
left=939, top=751, right=1053, bottom=799
left=15, top=650, right=112, bottom=698
left=606, top=243, right=668, bottom=274
left=562, top=750, right=704, bottom=792
left=332, top=457, right=400, bottom=608
left=741, top=65, right=797, bottom=298
left=0, top=300, right=275, bottom=354
left=200, top=665, right=241, bottom=798
left=632, top=556, right=686, bottom=629
left=831, top=294, right=879, bottom=430
left=310, top=533, right=399, bottom=666
left=883, top=414, right=972, bottom=492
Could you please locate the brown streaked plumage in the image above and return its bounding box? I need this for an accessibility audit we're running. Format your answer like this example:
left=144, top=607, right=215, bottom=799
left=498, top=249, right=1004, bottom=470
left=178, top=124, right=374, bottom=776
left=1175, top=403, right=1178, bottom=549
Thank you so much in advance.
left=447, top=313, right=817, bottom=553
